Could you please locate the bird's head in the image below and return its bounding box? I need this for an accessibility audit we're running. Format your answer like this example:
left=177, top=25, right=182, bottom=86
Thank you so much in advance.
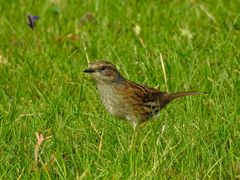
left=83, top=61, right=124, bottom=84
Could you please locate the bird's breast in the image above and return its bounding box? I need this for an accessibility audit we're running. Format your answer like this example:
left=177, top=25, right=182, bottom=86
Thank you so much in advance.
left=97, top=83, right=129, bottom=119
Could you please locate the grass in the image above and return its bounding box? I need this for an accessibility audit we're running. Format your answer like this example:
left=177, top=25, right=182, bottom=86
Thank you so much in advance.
left=0, top=0, right=239, bottom=178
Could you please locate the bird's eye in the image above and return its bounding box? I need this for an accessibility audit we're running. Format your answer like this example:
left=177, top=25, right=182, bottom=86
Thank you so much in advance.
left=100, top=66, right=107, bottom=71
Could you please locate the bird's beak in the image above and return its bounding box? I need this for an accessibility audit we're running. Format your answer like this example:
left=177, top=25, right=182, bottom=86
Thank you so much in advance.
left=83, top=68, right=95, bottom=73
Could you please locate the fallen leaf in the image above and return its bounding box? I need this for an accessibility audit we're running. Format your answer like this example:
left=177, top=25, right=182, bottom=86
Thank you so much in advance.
left=0, top=52, right=7, bottom=64
left=133, top=24, right=141, bottom=36
left=179, top=28, right=193, bottom=39
left=79, top=12, right=95, bottom=25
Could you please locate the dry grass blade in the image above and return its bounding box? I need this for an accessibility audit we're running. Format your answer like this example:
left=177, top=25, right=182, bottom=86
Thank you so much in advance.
left=34, top=132, right=45, bottom=171
left=159, top=53, right=168, bottom=92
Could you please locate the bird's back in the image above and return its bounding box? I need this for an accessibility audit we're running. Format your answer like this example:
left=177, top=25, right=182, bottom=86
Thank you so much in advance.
left=110, top=80, right=166, bottom=121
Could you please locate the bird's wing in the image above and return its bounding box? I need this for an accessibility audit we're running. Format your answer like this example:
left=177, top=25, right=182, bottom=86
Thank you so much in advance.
left=143, top=89, right=171, bottom=109
left=129, top=82, right=170, bottom=108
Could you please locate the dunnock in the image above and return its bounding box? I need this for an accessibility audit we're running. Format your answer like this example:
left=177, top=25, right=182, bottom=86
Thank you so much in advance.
left=84, top=61, right=203, bottom=130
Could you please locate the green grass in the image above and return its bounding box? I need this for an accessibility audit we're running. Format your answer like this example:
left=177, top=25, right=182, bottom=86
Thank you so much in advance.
left=0, top=0, right=239, bottom=178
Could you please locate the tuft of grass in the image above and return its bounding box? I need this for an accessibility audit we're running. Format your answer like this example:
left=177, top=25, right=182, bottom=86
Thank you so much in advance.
left=0, top=0, right=239, bottom=178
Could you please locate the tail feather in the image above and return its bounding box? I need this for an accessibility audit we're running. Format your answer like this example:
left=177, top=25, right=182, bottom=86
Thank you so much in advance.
left=168, top=91, right=204, bottom=99
left=159, top=91, right=205, bottom=109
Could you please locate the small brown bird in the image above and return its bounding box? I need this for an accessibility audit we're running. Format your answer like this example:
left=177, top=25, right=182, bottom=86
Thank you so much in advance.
left=84, top=61, right=202, bottom=130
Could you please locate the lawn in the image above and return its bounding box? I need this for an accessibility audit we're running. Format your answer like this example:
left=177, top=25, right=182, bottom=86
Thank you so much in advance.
left=0, top=0, right=239, bottom=179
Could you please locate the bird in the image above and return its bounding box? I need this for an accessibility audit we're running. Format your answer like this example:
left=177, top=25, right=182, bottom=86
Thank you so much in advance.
left=84, top=61, right=203, bottom=130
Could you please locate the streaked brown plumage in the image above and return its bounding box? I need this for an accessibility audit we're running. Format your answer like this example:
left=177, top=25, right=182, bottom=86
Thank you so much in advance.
left=84, top=61, right=202, bottom=129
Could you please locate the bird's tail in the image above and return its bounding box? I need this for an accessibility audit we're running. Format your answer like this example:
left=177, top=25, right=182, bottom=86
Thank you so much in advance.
left=168, top=91, right=204, bottom=99
left=159, top=91, right=205, bottom=109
